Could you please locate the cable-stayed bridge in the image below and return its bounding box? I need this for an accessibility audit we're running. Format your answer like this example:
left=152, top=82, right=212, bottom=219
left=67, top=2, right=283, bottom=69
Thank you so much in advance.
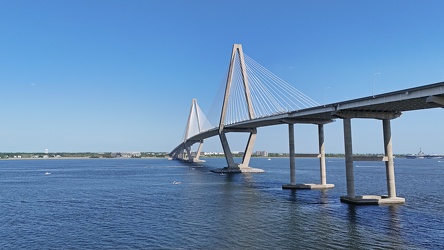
left=169, top=44, right=444, bottom=205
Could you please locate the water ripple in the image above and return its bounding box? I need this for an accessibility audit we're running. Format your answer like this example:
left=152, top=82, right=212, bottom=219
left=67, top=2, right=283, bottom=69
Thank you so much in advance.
left=0, top=158, right=442, bottom=249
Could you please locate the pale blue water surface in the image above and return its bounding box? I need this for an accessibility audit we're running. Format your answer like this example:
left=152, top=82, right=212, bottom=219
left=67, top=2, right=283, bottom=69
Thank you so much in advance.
left=0, top=157, right=443, bottom=249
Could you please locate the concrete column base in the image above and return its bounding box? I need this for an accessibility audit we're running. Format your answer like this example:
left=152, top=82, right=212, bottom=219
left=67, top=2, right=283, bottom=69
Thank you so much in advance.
left=282, top=183, right=335, bottom=190
left=340, top=195, right=405, bottom=205
left=211, top=166, right=265, bottom=173
left=191, top=159, right=206, bottom=163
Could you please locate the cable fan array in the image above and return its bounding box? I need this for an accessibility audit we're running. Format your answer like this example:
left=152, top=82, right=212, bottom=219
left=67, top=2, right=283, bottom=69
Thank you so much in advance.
left=224, top=52, right=320, bottom=125
left=183, top=99, right=214, bottom=141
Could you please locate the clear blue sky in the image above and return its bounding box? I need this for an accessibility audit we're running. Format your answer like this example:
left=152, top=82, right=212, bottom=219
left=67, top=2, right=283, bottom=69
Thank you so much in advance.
left=1, top=0, right=443, bottom=154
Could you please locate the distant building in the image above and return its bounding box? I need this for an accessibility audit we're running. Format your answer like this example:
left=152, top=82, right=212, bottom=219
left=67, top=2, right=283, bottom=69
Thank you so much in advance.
left=203, top=152, right=224, bottom=156
left=255, top=151, right=268, bottom=157
left=112, top=152, right=142, bottom=158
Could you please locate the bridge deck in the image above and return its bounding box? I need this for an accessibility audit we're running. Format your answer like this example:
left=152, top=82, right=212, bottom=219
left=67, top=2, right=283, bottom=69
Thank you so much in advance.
left=171, top=81, right=444, bottom=155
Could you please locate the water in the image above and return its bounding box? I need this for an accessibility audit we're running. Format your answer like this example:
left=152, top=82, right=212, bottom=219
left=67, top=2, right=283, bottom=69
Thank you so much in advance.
left=0, top=157, right=443, bottom=249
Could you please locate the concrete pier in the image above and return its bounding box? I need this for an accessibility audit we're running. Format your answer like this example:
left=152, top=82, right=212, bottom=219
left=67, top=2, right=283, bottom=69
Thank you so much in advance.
left=382, top=119, right=405, bottom=204
left=282, top=123, right=334, bottom=190
left=212, top=165, right=265, bottom=173
left=317, top=124, right=333, bottom=189
left=283, top=183, right=335, bottom=190
left=383, top=119, right=397, bottom=198
left=340, top=195, right=406, bottom=205
left=343, top=118, right=355, bottom=198
left=289, top=123, right=296, bottom=185
left=282, top=123, right=298, bottom=189
left=340, top=118, right=405, bottom=205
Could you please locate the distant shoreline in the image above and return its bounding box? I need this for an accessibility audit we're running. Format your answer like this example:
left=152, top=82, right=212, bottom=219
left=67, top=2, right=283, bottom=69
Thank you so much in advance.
left=0, top=155, right=420, bottom=161
left=0, top=157, right=164, bottom=161
left=1, top=151, right=436, bottom=160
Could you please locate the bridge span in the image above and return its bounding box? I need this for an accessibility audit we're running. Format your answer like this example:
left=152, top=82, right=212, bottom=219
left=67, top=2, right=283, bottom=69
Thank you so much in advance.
left=169, top=44, right=444, bottom=205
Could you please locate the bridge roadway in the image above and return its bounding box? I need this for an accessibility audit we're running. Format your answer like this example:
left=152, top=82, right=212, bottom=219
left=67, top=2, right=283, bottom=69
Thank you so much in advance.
left=172, top=81, right=444, bottom=152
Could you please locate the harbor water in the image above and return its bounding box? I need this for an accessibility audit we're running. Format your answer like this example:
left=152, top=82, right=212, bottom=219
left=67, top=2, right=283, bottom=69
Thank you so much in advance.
left=0, top=157, right=443, bottom=249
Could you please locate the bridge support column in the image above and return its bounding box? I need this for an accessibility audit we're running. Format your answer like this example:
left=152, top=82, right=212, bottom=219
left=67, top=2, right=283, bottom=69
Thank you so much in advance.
left=340, top=118, right=405, bottom=205
left=284, top=123, right=296, bottom=186
left=177, top=147, right=186, bottom=161
left=193, top=141, right=205, bottom=162
left=282, top=123, right=334, bottom=190
left=342, top=118, right=355, bottom=198
left=384, top=119, right=396, bottom=198
left=187, top=141, right=206, bottom=163
left=282, top=124, right=297, bottom=189
left=219, top=131, right=237, bottom=168
left=186, top=146, right=193, bottom=162
left=319, top=124, right=326, bottom=185
left=213, top=130, right=264, bottom=173
left=317, top=124, right=334, bottom=189
left=382, top=119, right=405, bottom=203
left=238, top=129, right=257, bottom=168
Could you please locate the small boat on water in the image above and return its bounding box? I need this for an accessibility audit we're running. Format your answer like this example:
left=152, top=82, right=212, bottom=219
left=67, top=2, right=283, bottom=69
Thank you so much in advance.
left=44, top=172, right=51, bottom=175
